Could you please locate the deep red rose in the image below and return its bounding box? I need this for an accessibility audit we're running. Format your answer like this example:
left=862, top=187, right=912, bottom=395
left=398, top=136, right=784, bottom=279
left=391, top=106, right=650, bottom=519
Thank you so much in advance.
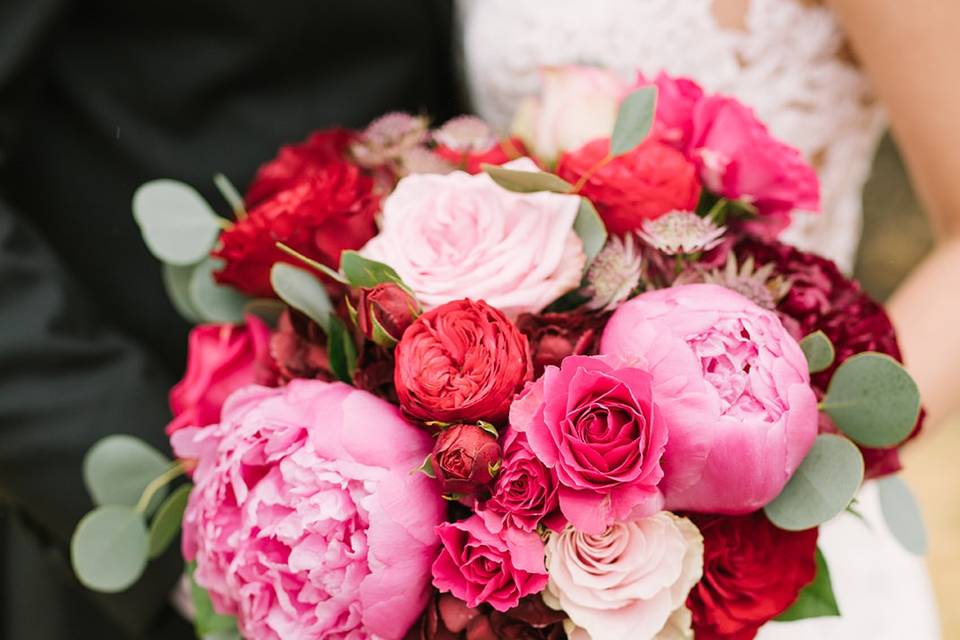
left=269, top=309, right=331, bottom=382
left=432, top=424, right=502, bottom=496
left=556, top=137, right=701, bottom=235
left=687, top=512, right=818, bottom=640
left=394, top=299, right=533, bottom=424
left=214, top=140, right=379, bottom=298
left=514, top=311, right=609, bottom=378
left=245, top=129, right=354, bottom=206
left=434, top=137, right=526, bottom=174
left=735, top=237, right=924, bottom=477
left=405, top=594, right=564, bottom=640
left=355, top=283, right=420, bottom=345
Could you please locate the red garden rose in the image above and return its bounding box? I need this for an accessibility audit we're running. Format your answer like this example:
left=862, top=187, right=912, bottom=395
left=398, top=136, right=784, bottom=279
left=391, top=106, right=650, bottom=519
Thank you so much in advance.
left=556, top=137, right=701, bottom=235
left=687, top=512, right=818, bottom=640
left=431, top=424, right=502, bottom=496
left=736, top=237, right=924, bottom=478
left=394, top=299, right=533, bottom=424
left=355, top=282, right=421, bottom=345
left=514, top=311, right=608, bottom=378
left=245, top=129, right=354, bottom=206
left=214, top=133, right=379, bottom=298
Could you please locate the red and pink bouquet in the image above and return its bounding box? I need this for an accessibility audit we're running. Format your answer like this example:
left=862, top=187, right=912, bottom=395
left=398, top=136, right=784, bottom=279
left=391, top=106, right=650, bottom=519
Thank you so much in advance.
left=71, top=66, right=925, bottom=640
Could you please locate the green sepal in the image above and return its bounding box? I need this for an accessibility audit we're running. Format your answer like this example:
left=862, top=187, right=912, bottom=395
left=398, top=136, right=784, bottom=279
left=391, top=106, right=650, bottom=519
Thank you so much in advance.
left=775, top=548, right=841, bottom=621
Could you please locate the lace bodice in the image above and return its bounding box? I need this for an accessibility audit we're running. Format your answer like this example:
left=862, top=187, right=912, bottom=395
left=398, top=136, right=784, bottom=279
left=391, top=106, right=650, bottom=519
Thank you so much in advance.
left=457, top=0, right=887, bottom=273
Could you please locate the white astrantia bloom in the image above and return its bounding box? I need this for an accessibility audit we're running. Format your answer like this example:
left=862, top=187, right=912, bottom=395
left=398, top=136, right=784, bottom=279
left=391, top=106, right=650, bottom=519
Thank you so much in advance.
left=639, top=210, right=726, bottom=255
left=584, top=233, right=643, bottom=311
left=433, top=115, right=498, bottom=152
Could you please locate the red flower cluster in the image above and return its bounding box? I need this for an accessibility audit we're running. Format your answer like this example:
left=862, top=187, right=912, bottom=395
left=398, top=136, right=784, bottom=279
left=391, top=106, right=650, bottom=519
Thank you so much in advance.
left=405, top=593, right=564, bottom=640
left=515, top=310, right=609, bottom=378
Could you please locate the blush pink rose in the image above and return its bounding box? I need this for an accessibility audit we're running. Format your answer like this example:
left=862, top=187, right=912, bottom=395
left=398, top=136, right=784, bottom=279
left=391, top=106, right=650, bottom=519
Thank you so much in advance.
left=508, top=355, right=668, bottom=534
left=172, top=380, right=445, bottom=640
left=543, top=512, right=703, bottom=640
left=166, top=314, right=275, bottom=435
left=689, top=96, right=820, bottom=238
left=360, top=158, right=585, bottom=317
left=601, top=283, right=819, bottom=513
left=635, top=72, right=705, bottom=149
left=432, top=515, right=549, bottom=612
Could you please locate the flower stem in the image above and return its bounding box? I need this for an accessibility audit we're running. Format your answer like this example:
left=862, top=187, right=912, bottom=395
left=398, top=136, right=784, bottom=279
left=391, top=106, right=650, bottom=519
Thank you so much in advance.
left=572, top=153, right=614, bottom=194
left=135, top=461, right=188, bottom=515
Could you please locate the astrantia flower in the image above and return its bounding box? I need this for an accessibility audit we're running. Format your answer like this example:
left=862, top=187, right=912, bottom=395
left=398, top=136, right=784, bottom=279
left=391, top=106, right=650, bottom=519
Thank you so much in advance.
left=692, top=253, right=791, bottom=311
left=433, top=115, right=498, bottom=152
left=584, top=233, right=643, bottom=311
left=399, top=146, right=456, bottom=176
left=639, top=210, right=726, bottom=255
left=351, top=112, right=430, bottom=167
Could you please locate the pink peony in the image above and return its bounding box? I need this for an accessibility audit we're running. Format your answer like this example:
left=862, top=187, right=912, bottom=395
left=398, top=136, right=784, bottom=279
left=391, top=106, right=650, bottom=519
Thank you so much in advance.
left=172, top=380, right=445, bottom=639
left=166, top=314, right=275, bottom=435
left=360, top=158, right=585, bottom=317
left=432, top=515, right=548, bottom=612
left=689, top=96, right=820, bottom=238
left=601, top=283, right=818, bottom=513
left=508, top=355, right=668, bottom=534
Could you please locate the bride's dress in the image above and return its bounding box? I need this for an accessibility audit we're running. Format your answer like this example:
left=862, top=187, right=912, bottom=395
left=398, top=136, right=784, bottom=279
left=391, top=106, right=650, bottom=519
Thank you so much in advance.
left=457, top=0, right=940, bottom=637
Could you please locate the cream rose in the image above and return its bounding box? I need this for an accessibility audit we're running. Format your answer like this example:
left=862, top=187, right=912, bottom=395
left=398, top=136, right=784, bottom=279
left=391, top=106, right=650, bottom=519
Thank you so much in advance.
left=360, top=158, right=585, bottom=317
left=543, top=512, right=703, bottom=640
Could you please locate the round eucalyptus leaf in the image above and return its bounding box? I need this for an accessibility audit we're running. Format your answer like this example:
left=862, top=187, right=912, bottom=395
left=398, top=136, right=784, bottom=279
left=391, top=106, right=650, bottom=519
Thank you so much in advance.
left=71, top=506, right=149, bottom=592
left=799, top=330, right=835, bottom=374
left=162, top=263, right=202, bottom=323
left=133, top=180, right=223, bottom=265
left=482, top=165, right=573, bottom=193
left=189, top=258, right=249, bottom=324
left=877, top=475, right=928, bottom=555
left=821, top=352, right=921, bottom=448
left=148, top=483, right=192, bottom=559
left=574, top=198, right=608, bottom=263
left=610, top=86, right=657, bottom=156
left=764, top=434, right=864, bottom=531
left=269, top=263, right=333, bottom=332
left=83, top=435, right=171, bottom=515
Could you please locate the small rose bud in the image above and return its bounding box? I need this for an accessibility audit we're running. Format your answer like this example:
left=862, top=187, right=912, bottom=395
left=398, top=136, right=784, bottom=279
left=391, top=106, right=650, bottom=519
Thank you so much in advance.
left=431, top=424, right=501, bottom=496
left=355, top=283, right=420, bottom=346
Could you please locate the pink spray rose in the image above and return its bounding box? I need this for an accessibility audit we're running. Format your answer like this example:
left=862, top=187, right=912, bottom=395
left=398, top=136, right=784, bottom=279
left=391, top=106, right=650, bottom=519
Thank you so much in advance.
left=172, top=380, right=445, bottom=640
left=432, top=515, right=548, bottom=612
left=166, top=314, right=274, bottom=435
left=360, top=158, right=585, bottom=317
left=689, top=96, right=820, bottom=237
left=635, top=72, right=705, bottom=149
left=601, top=283, right=818, bottom=513
left=508, top=355, right=668, bottom=534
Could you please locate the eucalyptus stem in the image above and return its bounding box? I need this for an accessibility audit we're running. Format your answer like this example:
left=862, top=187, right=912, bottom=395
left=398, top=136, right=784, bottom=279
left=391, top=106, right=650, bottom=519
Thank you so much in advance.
left=135, top=461, right=187, bottom=515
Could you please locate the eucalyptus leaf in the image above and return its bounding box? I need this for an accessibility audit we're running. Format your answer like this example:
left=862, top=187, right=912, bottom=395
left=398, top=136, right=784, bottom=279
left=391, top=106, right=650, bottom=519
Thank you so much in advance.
left=71, top=506, right=149, bottom=593
left=610, top=86, right=657, bottom=157
left=482, top=165, right=574, bottom=193
left=776, top=548, right=840, bottom=621
left=877, top=475, right=928, bottom=555
left=162, top=263, right=202, bottom=324
left=148, top=484, right=192, bottom=559
left=188, top=562, right=239, bottom=636
left=83, top=435, right=171, bottom=515
left=574, top=198, right=608, bottom=263
left=327, top=314, right=357, bottom=383
left=270, top=263, right=333, bottom=332
left=339, top=251, right=408, bottom=290
left=821, top=352, right=921, bottom=448
left=799, top=330, right=835, bottom=374
left=764, top=434, right=864, bottom=531
left=189, top=257, right=250, bottom=324
left=213, top=173, right=246, bottom=218
left=133, top=180, right=224, bottom=265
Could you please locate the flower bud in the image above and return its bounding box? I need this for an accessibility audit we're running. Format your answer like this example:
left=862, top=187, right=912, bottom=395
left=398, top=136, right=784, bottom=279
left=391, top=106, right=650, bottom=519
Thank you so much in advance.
left=355, top=283, right=420, bottom=346
left=430, top=424, right=502, bottom=496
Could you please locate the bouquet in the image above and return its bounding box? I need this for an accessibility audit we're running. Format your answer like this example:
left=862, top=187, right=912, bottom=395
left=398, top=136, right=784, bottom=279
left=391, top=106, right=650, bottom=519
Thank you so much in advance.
left=71, top=66, right=927, bottom=640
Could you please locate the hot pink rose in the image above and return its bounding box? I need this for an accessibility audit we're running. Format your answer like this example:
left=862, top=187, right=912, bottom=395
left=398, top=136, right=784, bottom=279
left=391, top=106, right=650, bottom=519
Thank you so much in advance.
left=360, top=158, right=585, bottom=317
left=508, top=355, right=668, bottom=534
left=172, top=381, right=445, bottom=640
left=689, top=96, right=820, bottom=237
left=635, top=72, right=705, bottom=149
left=166, top=314, right=274, bottom=435
left=601, top=283, right=819, bottom=513
left=432, top=515, right=548, bottom=612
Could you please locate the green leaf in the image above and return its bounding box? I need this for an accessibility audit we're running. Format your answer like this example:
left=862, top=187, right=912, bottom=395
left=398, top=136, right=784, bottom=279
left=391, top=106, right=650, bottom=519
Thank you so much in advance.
left=877, top=475, right=928, bottom=555
left=148, top=484, right=191, bottom=559
left=764, top=434, right=864, bottom=531
left=574, top=198, right=608, bottom=263
left=189, top=257, right=250, bottom=324
left=212, top=173, right=246, bottom=219
left=482, top=165, right=574, bottom=193
left=339, top=251, right=409, bottom=290
left=275, top=242, right=349, bottom=284
left=133, top=180, right=224, bottom=266
left=415, top=454, right=436, bottom=479
left=71, top=506, right=149, bottom=593
left=242, top=298, right=286, bottom=326
left=821, top=352, right=921, bottom=448
left=776, top=548, right=841, bottom=621
left=327, top=314, right=357, bottom=383
left=162, top=263, right=202, bottom=324
left=187, top=562, right=239, bottom=637
left=270, top=263, right=334, bottom=332
left=610, top=86, right=658, bottom=157
left=83, top=435, right=171, bottom=516
left=799, top=330, right=835, bottom=374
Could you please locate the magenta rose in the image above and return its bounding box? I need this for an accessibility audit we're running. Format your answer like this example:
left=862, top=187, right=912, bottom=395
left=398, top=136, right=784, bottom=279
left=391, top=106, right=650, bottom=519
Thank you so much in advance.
left=172, top=381, right=445, bottom=639
left=166, top=314, right=275, bottom=434
left=432, top=515, right=548, bottom=612
left=636, top=71, right=705, bottom=149
left=508, top=355, right=668, bottom=534
left=431, top=424, right=502, bottom=496
left=601, top=283, right=819, bottom=513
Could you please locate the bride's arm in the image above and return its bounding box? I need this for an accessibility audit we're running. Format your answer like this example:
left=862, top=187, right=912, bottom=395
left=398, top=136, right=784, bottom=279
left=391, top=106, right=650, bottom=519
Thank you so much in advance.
left=828, top=0, right=960, bottom=426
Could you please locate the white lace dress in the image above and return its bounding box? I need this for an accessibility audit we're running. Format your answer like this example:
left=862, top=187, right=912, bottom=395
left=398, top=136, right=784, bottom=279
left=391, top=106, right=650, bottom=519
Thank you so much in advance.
left=457, top=0, right=940, bottom=637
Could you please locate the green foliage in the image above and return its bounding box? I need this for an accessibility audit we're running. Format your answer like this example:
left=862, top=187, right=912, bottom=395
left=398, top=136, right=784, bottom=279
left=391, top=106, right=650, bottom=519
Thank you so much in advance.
left=610, top=86, right=657, bottom=157
left=339, top=251, right=410, bottom=290
left=776, top=548, right=841, bottom=621
left=188, top=258, right=249, bottom=324
left=799, top=330, right=835, bottom=374
left=133, top=180, right=223, bottom=265
left=574, top=198, right=608, bottom=263
left=188, top=562, right=239, bottom=637
left=148, top=484, right=192, bottom=559
left=326, top=314, right=357, bottom=383
left=877, top=475, right=928, bottom=555
left=71, top=506, right=149, bottom=593
left=162, top=263, right=203, bottom=323
left=83, top=435, right=171, bottom=516
left=270, top=263, right=334, bottom=331
left=482, top=165, right=574, bottom=193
